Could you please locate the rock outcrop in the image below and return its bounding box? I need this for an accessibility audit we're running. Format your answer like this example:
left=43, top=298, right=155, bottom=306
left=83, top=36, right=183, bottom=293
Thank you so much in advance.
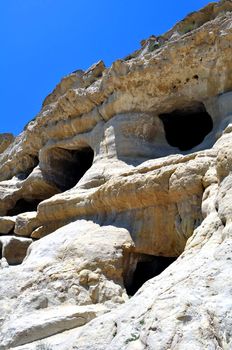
left=1, top=1, right=232, bottom=349
left=0, top=133, right=14, bottom=154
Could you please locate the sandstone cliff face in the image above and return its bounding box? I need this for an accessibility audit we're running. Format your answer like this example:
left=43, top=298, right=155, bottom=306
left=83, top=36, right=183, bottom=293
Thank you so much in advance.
left=1, top=1, right=232, bottom=349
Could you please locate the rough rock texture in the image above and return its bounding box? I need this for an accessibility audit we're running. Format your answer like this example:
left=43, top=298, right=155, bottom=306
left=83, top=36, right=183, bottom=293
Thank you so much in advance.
left=14, top=211, right=39, bottom=237
left=1, top=1, right=232, bottom=349
left=0, top=215, right=16, bottom=234
left=0, top=133, right=14, bottom=154
left=0, top=221, right=131, bottom=349
left=0, top=235, right=32, bottom=265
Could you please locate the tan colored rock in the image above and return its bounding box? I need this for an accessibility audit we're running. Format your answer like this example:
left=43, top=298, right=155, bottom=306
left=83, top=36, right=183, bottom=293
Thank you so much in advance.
left=83, top=60, right=106, bottom=85
left=163, top=0, right=232, bottom=38
left=30, top=225, right=48, bottom=239
left=51, top=173, right=231, bottom=350
left=0, top=165, right=60, bottom=215
left=0, top=216, right=15, bottom=234
left=0, top=133, right=14, bottom=154
left=0, top=1, right=232, bottom=349
left=42, top=70, right=85, bottom=107
left=14, top=211, right=39, bottom=237
left=20, top=172, right=232, bottom=349
left=0, top=1, right=232, bottom=184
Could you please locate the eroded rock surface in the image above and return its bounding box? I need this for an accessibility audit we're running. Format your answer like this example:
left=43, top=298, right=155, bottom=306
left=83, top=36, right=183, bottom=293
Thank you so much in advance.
left=1, top=1, right=232, bottom=349
left=0, top=221, right=131, bottom=349
left=0, top=235, right=32, bottom=265
left=0, top=133, right=14, bottom=154
left=0, top=216, right=16, bottom=234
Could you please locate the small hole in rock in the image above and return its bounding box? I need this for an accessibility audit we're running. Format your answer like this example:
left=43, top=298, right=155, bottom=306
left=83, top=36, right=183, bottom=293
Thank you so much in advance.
left=124, top=253, right=176, bottom=296
left=159, top=102, right=213, bottom=151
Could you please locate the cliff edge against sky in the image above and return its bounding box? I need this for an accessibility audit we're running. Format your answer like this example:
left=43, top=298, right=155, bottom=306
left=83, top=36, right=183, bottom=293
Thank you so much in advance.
left=0, top=1, right=232, bottom=349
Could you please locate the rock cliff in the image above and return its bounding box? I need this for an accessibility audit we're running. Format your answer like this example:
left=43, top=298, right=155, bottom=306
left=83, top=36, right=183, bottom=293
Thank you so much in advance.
left=1, top=1, right=232, bottom=349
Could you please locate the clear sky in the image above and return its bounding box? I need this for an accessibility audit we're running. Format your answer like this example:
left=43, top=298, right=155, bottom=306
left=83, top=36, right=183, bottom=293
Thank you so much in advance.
left=1, top=0, right=215, bottom=136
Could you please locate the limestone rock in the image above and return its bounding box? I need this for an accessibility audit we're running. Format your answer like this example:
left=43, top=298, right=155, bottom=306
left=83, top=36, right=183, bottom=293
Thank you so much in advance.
left=83, top=60, right=106, bottom=85
left=0, top=257, right=9, bottom=269
left=0, top=304, right=107, bottom=349
left=42, top=70, right=85, bottom=107
left=0, top=1, right=232, bottom=349
left=49, top=173, right=232, bottom=350
left=0, top=220, right=132, bottom=348
left=0, top=165, right=60, bottom=216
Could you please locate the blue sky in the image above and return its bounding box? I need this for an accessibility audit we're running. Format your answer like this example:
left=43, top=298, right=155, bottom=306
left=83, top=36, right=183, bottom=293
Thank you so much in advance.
left=1, top=0, right=214, bottom=135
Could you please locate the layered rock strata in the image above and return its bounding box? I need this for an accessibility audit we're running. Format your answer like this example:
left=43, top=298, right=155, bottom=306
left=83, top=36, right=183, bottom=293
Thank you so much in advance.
left=1, top=1, right=232, bottom=349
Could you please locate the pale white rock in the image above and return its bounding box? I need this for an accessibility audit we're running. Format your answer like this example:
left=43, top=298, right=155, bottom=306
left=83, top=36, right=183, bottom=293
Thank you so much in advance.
left=0, top=257, right=9, bottom=269
left=0, top=304, right=108, bottom=349
left=30, top=183, right=231, bottom=350
left=0, top=1, right=232, bottom=349
left=0, top=220, right=132, bottom=348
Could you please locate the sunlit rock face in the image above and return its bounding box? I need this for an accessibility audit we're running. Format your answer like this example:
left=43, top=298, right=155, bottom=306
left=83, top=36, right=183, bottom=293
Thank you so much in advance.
left=1, top=1, right=232, bottom=349
left=0, top=133, right=14, bottom=154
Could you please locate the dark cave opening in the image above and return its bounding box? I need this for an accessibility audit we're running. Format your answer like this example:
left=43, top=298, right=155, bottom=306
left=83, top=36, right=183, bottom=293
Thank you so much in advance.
left=44, top=146, right=94, bottom=191
left=0, top=242, right=2, bottom=259
left=7, top=199, right=41, bottom=216
left=16, top=157, right=39, bottom=180
left=159, top=103, right=213, bottom=151
left=125, top=253, right=176, bottom=296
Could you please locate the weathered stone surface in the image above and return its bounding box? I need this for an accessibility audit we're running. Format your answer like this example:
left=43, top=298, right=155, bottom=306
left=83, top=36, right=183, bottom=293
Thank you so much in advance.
left=0, top=216, right=15, bottom=234
left=0, top=166, right=60, bottom=216
left=14, top=211, right=39, bottom=237
left=0, top=221, right=131, bottom=348
left=0, top=257, right=9, bottom=269
left=0, top=304, right=107, bottom=349
left=45, top=165, right=232, bottom=350
left=30, top=225, right=49, bottom=239
left=0, top=235, right=32, bottom=265
left=13, top=166, right=232, bottom=349
left=0, top=133, right=14, bottom=154
left=0, top=1, right=232, bottom=349
left=1, top=1, right=232, bottom=184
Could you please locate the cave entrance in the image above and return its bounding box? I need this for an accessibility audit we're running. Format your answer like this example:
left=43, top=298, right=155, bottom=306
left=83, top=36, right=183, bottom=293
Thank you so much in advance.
left=7, top=199, right=41, bottom=216
left=159, top=103, right=213, bottom=151
left=44, top=146, right=94, bottom=191
left=16, top=156, right=39, bottom=181
left=0, top=242, right=2, bottom=259
left=124, top=253, right=176, bottom=296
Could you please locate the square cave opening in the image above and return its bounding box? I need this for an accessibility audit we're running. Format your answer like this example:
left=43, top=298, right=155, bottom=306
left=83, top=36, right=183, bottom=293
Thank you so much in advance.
left=43, top=146, right=94, bottom=191
left=159, top=102, right=213, bottom=151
